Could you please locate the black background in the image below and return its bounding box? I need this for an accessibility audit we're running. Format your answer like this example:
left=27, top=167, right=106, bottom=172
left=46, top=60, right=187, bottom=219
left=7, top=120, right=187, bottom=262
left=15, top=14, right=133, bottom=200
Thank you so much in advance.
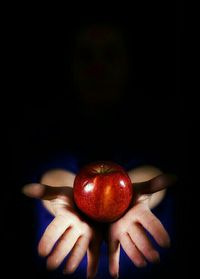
left=4, top=2, right=189, bottom=279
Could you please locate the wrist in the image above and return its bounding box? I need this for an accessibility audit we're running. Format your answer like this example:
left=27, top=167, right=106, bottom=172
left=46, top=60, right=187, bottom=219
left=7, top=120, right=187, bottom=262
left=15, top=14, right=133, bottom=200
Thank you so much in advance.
left=148, top=189, right=166, bottom=209
left=42, top=200, right=55, bottom=216
left=130, top=191, right=150, bottom=211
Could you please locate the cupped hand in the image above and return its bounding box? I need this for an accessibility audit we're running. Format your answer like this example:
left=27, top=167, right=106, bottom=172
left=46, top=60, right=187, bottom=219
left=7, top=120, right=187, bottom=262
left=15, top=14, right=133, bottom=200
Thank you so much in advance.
left=22, top=183, right=102, bottom=278
left=108, top=173, right=176, bottom=278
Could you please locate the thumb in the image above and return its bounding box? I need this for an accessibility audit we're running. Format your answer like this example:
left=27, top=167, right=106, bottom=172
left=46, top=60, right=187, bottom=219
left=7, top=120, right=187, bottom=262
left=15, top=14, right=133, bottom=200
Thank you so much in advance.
left=22, top=183, right=45, bottom=198
left=134, top=173, right=177, bottom=195
left=22, top=183, right=73, bottom=200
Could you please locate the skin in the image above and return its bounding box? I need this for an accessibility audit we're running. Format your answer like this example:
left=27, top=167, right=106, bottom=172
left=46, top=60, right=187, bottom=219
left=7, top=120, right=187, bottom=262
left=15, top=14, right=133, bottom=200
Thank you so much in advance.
left=108, top=166, right=170, bottom=278
left=23, top=170, right=102, bottom=278
left=22, top=165, right=175, bottom=278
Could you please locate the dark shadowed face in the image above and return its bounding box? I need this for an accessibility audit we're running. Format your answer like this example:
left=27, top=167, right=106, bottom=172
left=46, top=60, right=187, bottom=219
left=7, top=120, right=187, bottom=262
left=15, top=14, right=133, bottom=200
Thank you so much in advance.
left=71, top=23, right=130, bottom=107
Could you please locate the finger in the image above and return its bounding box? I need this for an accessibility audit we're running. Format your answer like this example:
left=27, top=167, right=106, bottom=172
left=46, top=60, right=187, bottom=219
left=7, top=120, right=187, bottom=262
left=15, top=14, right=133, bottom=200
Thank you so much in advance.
left=108, top=239, right=120, bottom=278
left=134, top=174, right=177, bottom=195
left=87, top=236, right=101, bottom=279
left=47, top=227, right=79, bottom=270
left=120, top=233, right=147, bottom=267
left=22, top=183, right=73, bottom=200
left=38, top=214, right=71, bottom=257
left=64, top=235, right=90, bottom=274
left=128, top=223, right=160, bottom=263
left=138, top=210, right=170, bottom=247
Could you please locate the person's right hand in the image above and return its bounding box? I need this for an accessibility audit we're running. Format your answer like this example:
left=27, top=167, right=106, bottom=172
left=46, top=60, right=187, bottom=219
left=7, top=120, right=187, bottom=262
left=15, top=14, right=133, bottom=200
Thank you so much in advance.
left=22, top=183, right=102, bottom=278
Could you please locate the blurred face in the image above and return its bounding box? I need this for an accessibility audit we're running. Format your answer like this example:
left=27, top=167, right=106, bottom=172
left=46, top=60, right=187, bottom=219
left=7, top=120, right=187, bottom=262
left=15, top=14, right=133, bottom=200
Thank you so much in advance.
left=71, top=23, right=130, bottom=106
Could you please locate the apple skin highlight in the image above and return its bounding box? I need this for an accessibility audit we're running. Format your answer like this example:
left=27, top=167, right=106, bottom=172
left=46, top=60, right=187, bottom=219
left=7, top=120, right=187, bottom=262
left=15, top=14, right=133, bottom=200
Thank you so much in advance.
left=73, top=161, right=133, bottom=222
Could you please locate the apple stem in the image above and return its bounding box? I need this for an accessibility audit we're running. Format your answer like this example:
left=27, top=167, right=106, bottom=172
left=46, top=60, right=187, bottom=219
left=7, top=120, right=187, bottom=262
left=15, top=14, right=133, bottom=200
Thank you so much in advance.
left=100, top=165, right=104, bottom=173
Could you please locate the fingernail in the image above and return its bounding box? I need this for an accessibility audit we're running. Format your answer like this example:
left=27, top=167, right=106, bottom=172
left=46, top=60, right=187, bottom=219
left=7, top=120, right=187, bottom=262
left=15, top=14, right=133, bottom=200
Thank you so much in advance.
left=164, top=237, right=171, bottom=248
left=159, top=236, right=171, bottom=248
left=137, top=260, right=147, bottom=268
left=111, top=273, right=119, bottom=279
left=63, top=264, right=76, bottom=274
left=22, top=184, right=32, bottom=195
left=167, top=238, right=171, bottom=247
left=22, top=183, right=42, bottom=197
left=153, top=252, right=160, bottom=263
left=38, top=242, right=50, bottom=257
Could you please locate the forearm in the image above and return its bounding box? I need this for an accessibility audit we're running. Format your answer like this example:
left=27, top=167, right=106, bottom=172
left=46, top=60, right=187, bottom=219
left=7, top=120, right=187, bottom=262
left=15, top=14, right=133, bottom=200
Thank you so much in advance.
left=128, top=165, right=166, bottom=209
left=40, top=169, right=75, bottom=215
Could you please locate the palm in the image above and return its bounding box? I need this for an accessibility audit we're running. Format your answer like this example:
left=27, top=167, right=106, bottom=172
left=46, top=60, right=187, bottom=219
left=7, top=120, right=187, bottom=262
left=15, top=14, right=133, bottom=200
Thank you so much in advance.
left=108, top=174, right=175, bottom=278
left=23, top=183, right=102, bottom=278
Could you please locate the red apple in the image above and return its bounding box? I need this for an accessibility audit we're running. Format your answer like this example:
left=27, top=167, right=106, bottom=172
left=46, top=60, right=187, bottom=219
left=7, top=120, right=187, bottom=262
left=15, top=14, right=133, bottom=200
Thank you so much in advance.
left=73, top=161, right=133, bottom=222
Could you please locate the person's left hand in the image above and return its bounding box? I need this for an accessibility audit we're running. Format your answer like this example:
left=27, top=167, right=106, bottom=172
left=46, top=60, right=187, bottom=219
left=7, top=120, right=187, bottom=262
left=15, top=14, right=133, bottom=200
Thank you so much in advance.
left=108, top=174, right=175, bottom=278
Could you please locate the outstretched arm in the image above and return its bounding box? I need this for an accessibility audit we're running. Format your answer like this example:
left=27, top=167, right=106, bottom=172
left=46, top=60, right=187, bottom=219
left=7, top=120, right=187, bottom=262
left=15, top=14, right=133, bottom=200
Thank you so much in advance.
left=129, top=165, right=168, bottom=209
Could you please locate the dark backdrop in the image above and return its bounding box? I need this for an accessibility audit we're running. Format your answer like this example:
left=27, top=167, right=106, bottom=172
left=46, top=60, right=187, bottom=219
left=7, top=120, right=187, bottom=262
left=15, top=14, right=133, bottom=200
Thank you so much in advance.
left=4, top=3, right=189, bottom=279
